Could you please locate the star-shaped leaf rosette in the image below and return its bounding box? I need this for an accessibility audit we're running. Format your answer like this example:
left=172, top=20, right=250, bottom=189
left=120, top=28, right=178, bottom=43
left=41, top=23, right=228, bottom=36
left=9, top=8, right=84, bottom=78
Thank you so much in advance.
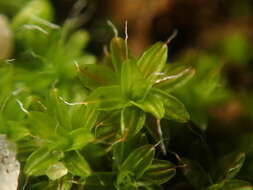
left=76, top=25, right=195, bottom=153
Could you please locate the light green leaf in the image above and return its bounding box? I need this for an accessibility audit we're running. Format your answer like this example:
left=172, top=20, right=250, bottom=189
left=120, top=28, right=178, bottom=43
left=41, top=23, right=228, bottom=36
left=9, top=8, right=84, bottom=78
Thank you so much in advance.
left=155, top=64, right=195, bottom=92
left=121, top=59, right=151, bottom=101
left=132, top=91, right=165, bottom=119
left=110, top=37, right=127, bottom=73
left=12, top=0, right=55, bottom=54
left=137, top=42, right=167, bottom=82
left=28, top=111, right=57, bottom=139
left=24, top=147, right=63, bottom=176
left=71, top=105, right=98, bottom=130
left=48, top=88, right=72, bottom=131
left=78, top=62, right=117, bottom=90
left=12, top=0, right=54, bottom=29
left=0, top=65, right=13, bottom=106
left=69, top=127, right=93, bottom=150
left=6, top=120, right=30, bottom=141
left=45, top=162, right=68, bottom=180
left=65, top=30, right=89, bottom=55
left=151, top=88, right=189, bottom=122
left=87, top=85, right=126, bottom=110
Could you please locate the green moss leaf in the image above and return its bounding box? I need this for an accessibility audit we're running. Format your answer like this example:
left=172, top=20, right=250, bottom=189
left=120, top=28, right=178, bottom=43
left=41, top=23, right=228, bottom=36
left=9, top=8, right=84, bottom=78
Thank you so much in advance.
left=207, top=179, right=252, bottom=190
left=78, top=62, right=117, bottom=90
left=120, top=106, right=146, bottom=138
left=120, top=145, right=155, bottom=179
left=64, top=151, right=91, bottom=178
left=142, top=159, right=176, bottom=185
left=132, top=90, right=165, bottom=119
left=155, top=64, right=195, bottom=92
left=137, top=42, right=167, bottom=83
left=87, top=85, right=126, bottom=110
left=121, top=59, right=151, bottom=101
left=45, top=162, right=68, bottom=180
left=24, top=147, right=63, bottom=176
left=180, top=158, right=210, bottom=189
left=110, top=37, right=128, bottom=74
left=69, top=127, right=94, bottom=150
left=152, top=88, right=189, bottom=122
left=84, top=172, right=116, bottom=190
left=215, top=152, right=245, bottom=181
left=113, top=134, right=148, bottom=169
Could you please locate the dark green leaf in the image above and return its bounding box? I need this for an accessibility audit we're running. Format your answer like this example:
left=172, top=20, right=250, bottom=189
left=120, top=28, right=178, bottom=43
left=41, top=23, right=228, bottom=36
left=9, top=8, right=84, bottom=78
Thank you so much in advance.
left=116, top=170, right=138, bottom=190
left=64, top=151, right=91, bottom=178
left=215, top=152, right=245, bottom=181
left=120, top=145, right=155, bottom=179
left=207, top=179, right=252, bottom=190
left=138, top=184, right=164, bottom=190
left=142, top=159, right=176, bottom=185
left=113, top=133, right=148, bottom=169
left=120, top=106, right=146, bottom=138
left=84, top=172, right=116, bottom=190
left=180, top=158, right=210, bottom=189
left=92, top=111, right=121, bottom=143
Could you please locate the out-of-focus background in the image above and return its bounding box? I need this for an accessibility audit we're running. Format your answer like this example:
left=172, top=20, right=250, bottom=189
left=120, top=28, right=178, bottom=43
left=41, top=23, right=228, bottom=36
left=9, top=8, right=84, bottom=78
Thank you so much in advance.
left=50, top=0, right=253, bottom=59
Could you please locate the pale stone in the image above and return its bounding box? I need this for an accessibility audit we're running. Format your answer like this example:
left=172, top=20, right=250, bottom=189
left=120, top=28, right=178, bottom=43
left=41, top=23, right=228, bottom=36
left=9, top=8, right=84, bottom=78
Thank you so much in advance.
left=0, top=135, right=20, bottom=190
